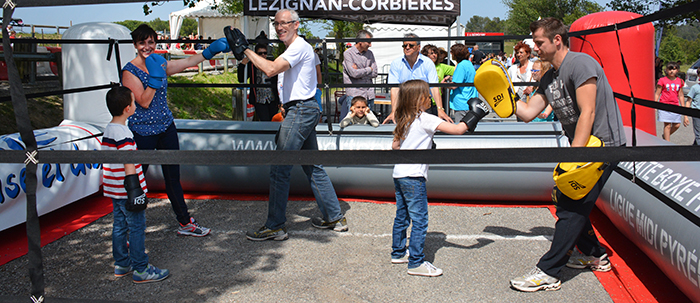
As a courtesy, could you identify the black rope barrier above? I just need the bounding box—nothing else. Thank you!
[3,145,700,165]
[0,83,117,103]
[3,6,44,302]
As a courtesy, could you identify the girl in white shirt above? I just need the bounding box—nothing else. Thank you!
[390,79,472,277]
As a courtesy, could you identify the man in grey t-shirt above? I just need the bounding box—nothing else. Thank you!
[509,17,626,293]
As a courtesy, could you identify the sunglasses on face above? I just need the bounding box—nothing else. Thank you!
[669,67,678,70]
[402,43,417,49]
[257,52,267,55]
[531,69,540,72]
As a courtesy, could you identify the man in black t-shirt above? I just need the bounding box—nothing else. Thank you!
[470,44,485,70]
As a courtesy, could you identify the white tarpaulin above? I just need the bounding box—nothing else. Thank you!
[169,0,269,40]
[0,121,103,232]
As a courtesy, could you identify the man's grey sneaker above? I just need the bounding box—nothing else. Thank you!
[407,261,443,277]
[178,217,211,237]
[114,265,132,277]
[391,251,410,264]
[566,250,612,272]
[246,226,289,241]
[510,267,561,292]
[311,216,348,232]
[132,264,169,284]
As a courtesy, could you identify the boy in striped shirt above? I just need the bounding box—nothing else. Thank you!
[102,86,169,283]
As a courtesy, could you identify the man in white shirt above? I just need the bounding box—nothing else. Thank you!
[241,9,348,241]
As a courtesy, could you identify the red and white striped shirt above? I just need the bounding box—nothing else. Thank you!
[101,123,147,199]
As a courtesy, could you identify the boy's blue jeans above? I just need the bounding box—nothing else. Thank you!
[265,99,343,230]
[112,198,148,272]
[391,177,429,268]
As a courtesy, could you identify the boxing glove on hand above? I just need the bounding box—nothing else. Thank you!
[201,37,230,60]
[474,59,518,118]
[145,54,168,90]
[224,26,249,60]
[124,174,148,212]
[460,98,490,133]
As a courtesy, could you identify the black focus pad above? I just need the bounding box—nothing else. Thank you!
[224,26,249,60]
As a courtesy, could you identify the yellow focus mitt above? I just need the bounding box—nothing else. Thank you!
[474,59,519,118]
[552,136,608,200]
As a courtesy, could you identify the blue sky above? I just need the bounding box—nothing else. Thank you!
[15,0,612,36]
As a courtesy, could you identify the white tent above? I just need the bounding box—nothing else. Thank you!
[169,0,269,41]
[365,22,464,74]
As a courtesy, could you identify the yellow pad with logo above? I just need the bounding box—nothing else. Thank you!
[552,136,607,200]
[474,59,518,118]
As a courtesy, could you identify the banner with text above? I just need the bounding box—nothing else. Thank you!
[244,0,459,26]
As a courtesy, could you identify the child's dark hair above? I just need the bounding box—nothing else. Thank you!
[666,61,680,71]
[131,24,157,43]
[106,86,133,117]
[393,80,430,142]
[351,96,367,106]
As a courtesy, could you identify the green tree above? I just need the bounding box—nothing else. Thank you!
[114,20,144,31]
[180,18,199,36]
[502,0,603,35]
[659,34,688,63]
[607,0,700,24]
[485,17,506,33]
[465,16,491,32]
[323,20,364,63]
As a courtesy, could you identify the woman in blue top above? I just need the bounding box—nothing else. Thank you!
[121,24,229,236]
[447,44,479,122]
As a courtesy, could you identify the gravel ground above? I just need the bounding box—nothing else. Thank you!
[0,198,613,303]
[0,113,691,302]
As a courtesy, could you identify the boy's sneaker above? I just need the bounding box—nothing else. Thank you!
[132,264,169,284]
[407,261,443,277]
[311,216,348,232]
[391,251,410,264]
[246,226,288,241]
[114,265,132,277]
[178,217,211,237]
[566,250,612,272]
[510,267,561,292]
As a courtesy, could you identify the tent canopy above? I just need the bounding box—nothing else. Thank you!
[169,0,236,40]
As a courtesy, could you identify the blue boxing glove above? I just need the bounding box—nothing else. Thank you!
[145,53,168,89]
[201,37,231,60]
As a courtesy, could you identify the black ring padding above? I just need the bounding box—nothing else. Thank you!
[0,83,116,103]
[3,145,700,165]
[615,165,700,229]
[176,127,562,137]
[614,92,700,118]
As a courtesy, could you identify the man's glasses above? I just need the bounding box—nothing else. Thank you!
[402,43,417,49]
[669,67,679,70]
[272,20,296,27]
[257,52,267,56]
[531,69,540,72]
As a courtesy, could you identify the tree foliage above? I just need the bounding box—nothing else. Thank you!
[115,18,198,36]
[323,20,364,62]
[465,16,506,33]
[607,0,700,24]
[502,0,604,35]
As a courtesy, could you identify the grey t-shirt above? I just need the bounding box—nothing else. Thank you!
[536,51,626,147]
